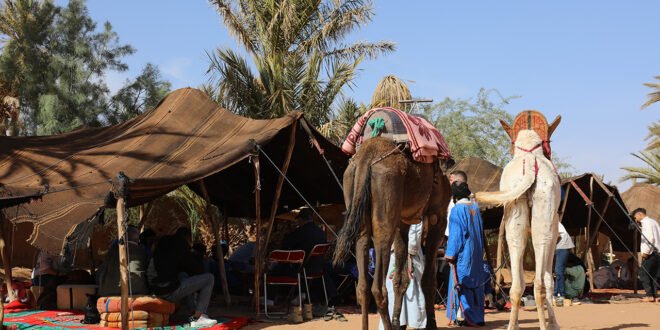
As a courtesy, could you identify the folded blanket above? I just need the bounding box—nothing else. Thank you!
[101,311,169,323]
[342,107,451,163]
[97,296,175,314]
[100,319,169,329]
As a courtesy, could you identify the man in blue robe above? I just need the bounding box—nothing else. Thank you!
[445,181,487,326]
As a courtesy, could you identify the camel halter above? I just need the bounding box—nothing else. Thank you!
[515,143,559,177]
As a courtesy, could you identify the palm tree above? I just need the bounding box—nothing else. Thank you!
[646,121,659,151]
[620,151,660,186]
[206,0,394,127]
[319,98,366,145]
[642,76,660,109]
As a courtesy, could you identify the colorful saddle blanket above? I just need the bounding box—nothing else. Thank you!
[341,107,452,163]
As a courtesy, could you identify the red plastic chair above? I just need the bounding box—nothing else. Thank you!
[302,244,331,306]
[264,250,306,318]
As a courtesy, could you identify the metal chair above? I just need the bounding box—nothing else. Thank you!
[302,243,331,306]
[263,249,306,318]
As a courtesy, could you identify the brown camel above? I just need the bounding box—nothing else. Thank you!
[333,137,451,330]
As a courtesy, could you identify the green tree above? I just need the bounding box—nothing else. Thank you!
[104,63,171,125]
[424,89,516,167]
[620,151,660,186]
[36,0,134,134]
[319,98,367,145]
[206,0,394,127]
[0,0,57,134]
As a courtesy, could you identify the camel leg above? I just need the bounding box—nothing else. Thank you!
[391,224,410,329]
[505,199,530,330]
[422,215,444,330]
[531,193,560,330]
[355,232,371,330]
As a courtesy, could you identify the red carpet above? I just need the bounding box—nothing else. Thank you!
[3,310,249,329]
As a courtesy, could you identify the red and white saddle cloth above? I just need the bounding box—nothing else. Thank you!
[341,107,452,163]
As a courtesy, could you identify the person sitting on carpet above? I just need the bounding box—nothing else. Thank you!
[32,247,73,309]
[99,225,149,297]
[152,227,217,328]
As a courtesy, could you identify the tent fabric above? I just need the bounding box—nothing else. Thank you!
[0,88,347,253]
[0,192,43,209]
[621,183,660,221]
[449,157,503,230]
[561,173,637,252]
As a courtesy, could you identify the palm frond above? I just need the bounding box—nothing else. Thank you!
[371,75,412,109]
[325,40,395,61]
[642,76,660,109]
[209,0,258,53]
[620,151,660,185]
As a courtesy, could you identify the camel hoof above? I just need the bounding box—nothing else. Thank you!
[546,322,560,330]
[507,323,520,330]
[392,317,400,328]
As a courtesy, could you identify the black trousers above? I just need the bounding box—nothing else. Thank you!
[640,253,660,297]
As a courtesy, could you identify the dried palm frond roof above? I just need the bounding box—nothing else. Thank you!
[371,75,411,109]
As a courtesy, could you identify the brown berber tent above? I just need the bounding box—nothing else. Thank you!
[0,87,347,254]
[621,183,660,220]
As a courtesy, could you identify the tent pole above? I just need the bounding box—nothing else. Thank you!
[251,154,262,317]
[198,180,231,306]
[582,196,612,261]
[262,123,297,271]
[0,212,15,303]
[113,173,130,330]
[223,205,229,249]
[584,176,595,291]
[559,183,571,223]
[633,233,638,294]
[137,202,153,231]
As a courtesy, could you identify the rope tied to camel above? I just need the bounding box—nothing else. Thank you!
[368,117,386,137]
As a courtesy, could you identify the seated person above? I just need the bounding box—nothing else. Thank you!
[99,226,149,296]
[229,234,256,273]
[281,207,326,273]
[152,227,216,328]
[279,207,338,304]
[139,228,157,261]
[32,248,73,309]
[564,253,587,299]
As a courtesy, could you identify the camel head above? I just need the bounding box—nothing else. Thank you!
[513,129,543,155]
[499,110,561,158]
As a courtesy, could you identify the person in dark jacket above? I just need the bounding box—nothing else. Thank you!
[281,207,327,273]
[152,227,216,328]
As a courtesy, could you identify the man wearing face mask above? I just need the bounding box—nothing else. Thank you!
[445,181,487,327]
[444,171,468,238]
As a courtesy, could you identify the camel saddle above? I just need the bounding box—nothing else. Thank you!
[499,110,561,160]
[342,108,452,163]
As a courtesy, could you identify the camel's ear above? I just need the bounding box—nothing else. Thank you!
[548,115,561,138]
[499,119,513,140]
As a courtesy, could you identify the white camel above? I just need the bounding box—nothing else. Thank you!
[476,129,561,330]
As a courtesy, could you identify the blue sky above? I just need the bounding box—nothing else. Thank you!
[78,1,658,190]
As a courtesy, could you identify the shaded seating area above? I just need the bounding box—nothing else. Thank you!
[0,88,349,328]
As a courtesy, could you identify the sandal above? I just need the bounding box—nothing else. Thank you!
[334,311,348,322]
[323,307,335,321]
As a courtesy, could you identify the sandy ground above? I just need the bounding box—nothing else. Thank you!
[242,301,660,330]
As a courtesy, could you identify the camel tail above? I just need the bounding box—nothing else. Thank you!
[476,166,536,206]
[333,165,372,266]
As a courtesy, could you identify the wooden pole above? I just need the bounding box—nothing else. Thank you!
[198,180,231,306]
[0,212,15,302]
[137,202,153,231]
[114,172,130,330]
[223,205,229,249]
[116,197,129,330]
[633,232,639,294]
[251,154,262,317]
[582,196,611,261]
[262,123,297,269]
[559,184,572,223]
[583,177,596,291]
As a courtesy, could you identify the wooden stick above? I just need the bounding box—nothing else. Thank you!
[262,123,297,270]
[585,176,595,291]
[198,180,231,306]
[252,155,262,317]
[116,196,129,330]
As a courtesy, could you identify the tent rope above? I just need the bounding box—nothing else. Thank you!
[584,198,660,296]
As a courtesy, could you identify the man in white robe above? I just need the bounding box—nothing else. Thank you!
[380,222,426,330]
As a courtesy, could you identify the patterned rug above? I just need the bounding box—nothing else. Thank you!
[3,310,249,329]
